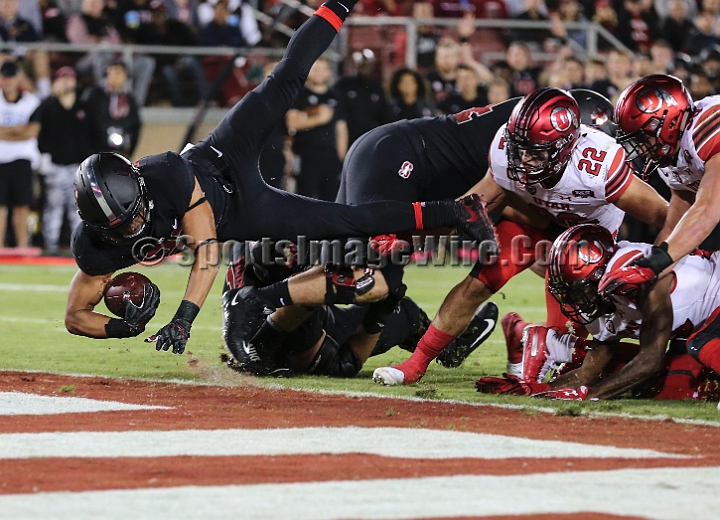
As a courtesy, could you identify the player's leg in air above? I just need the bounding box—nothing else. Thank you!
[184,0,492,244]
[373,220,552,386]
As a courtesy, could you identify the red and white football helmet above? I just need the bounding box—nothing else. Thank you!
[614,74,695,180]
[505,87,581,185]
[547,224,617,324]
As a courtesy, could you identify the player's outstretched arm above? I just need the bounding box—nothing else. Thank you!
[549,342,614,390]
[65,270,116,338]
[613,175,668,230]
[146,180,220,355]
[655,188,694,245]
[664,155,720,260]
[461,170,507,213]
[588,274,674,400]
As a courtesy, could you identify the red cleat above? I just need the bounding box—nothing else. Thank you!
[521,325,553,382]
[501,312,528,366]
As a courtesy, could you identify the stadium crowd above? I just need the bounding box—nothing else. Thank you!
[1,0,719,251]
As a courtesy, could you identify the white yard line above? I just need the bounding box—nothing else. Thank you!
[0,426,684,460]
[0,392,170,416]
[0,467,717,520]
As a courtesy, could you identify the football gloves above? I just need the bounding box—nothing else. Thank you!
[124,282,161,333]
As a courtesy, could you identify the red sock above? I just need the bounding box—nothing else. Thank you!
[395,324,456,383]
[698,339,720,375]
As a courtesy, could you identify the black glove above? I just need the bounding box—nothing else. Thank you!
[145,300,199,355]
[148,319,192,354]
[362,284,407,334]
[124,282,161,332]
[634,243,674,275]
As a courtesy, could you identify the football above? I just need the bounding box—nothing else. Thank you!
[103,272,152,318]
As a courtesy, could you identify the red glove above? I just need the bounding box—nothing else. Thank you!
[598,264,656,299]
[532,385,589,400]
[369,234,409,257]
[476,375,550,396]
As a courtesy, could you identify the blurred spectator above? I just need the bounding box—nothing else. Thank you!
[592,0,619,44]
[82,59,141,157]
[412,2,442,69]
[38,0,69,42]
[558,0,589,49]
[486,77,511,104]
[359,0,404,16]
[386,67,436,121]
[564,55,586,87]
[701,45,720,91]
[685,10,720,55]
[0,0,51,99]
[634,51,655,76]
[668,52,693,82]
[286,57,347,201]
[590,48,633,102]
[36,67,93,254]
[426,37,460,104]
[654,0,697,21]
[457,13,496,84]
[650,39,674,72]
[509,0,552,48]
[0,61,41,249]
[584,57,607,85]
[17,0,42,35]
[199,0,246,46]
[135,1,208,106]
[491,59,514,84]
[427,0,508,18]
[543,68,570,88]
[68,0,156,106]
[258,61,291,190]
[615,0,660,52]
[438,64,488,113]
[197,0,261,45]
[660,0,695,51]
[690,70,715,98]
[506,41,540,96]
[335,49,387,146]
[164,0,200,27]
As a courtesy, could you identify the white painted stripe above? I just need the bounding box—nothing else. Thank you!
[0,283,68,292]
[0,427,683,460]
[0,467,716,520]
[0,392,170,416]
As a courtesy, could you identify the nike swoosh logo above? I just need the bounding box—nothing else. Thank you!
[210,145,223,158]
[465,206,479,223]
[467,319,495,352]
[338,2,349,11]
[531,333,538,356]
[230,291,242,306]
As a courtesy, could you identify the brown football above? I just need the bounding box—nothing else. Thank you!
[103,272,152,318]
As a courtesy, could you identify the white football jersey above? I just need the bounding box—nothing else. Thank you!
[587,242,720,342]
[489,124,630,234]
[0,89,40,166]
[657,95,720,193]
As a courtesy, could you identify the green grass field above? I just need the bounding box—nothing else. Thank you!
[1,261,718,422]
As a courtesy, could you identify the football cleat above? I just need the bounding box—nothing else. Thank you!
[397,306,431,353]
[437,302,498,368]
[372,366,408,386]
[521,325,553,382]
[453,194,498,246]
[501,312,529,366]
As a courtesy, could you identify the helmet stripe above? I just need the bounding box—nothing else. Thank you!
[85,161,118,225]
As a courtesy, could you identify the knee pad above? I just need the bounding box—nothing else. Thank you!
[324,265,375,304]
[306,334,362,378]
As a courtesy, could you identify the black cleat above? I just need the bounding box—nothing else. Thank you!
[454,194,498,246]
[436,302,499,368]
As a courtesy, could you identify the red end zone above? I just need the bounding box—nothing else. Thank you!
[0,371,717,519]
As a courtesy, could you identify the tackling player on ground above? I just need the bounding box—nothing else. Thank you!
[373,87,670,386]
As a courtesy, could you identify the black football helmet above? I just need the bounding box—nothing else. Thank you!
[569,89,615,136]
[74,153,152,245]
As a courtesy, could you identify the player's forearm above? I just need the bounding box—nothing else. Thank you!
[182,243,222,308]
[586,353,663,400]
[65,309,111,339]
[665,200,720,260]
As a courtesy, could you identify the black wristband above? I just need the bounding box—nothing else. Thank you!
[459,36,469,44]
[106,318,141,338]
[637,242,674,275]
[174,300,200,324]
